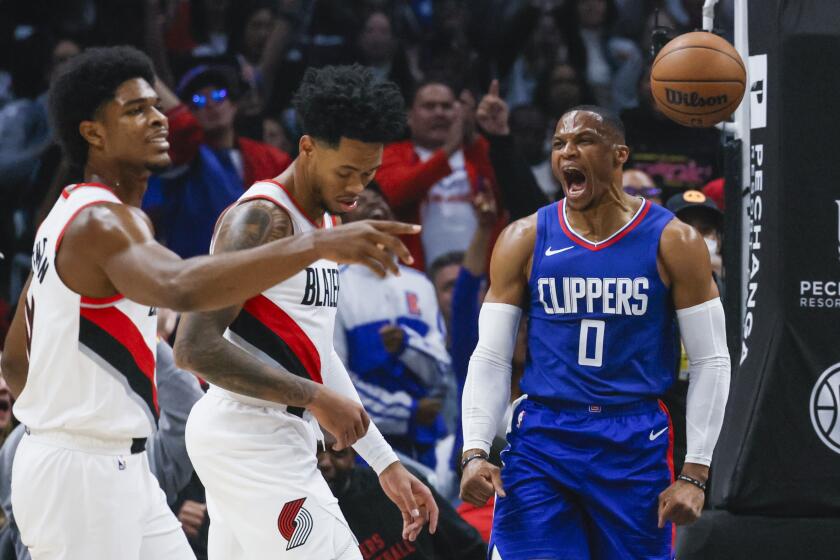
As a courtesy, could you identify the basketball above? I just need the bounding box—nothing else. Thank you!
[650,31,746,127]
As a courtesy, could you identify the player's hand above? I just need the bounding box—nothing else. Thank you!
[379,461,439,542]
[307,385,370,450]
[658,480,705,527]
[460,453,505,506]
[177,500,207,540]
[415,397,442,426]
[476,80,510,136]
[379,324,406,355]
[312,220,420,277]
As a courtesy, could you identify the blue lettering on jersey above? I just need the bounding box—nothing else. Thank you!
[524,199,678,405]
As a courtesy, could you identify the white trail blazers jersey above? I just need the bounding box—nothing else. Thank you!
[14,183,158,440]
[214,180,339,410]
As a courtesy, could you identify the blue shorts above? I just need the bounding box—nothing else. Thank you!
[489,398,675,560]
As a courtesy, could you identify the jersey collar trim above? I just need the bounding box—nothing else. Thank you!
[558,198,650,252]
[263,179,330,229]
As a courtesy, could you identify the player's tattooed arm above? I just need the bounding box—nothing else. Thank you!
[174,200,317,406]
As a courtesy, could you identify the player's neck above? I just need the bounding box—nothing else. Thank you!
[84,161,150,207]
[566,188,641,242]
[277,160,326,226]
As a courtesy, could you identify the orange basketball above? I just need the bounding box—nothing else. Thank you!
[650,32,746,127]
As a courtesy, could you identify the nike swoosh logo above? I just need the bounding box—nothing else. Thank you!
[649,427,668,441]
[545,246,574,256]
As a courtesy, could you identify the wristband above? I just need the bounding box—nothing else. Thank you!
[677,474,707,492]
[461,452,488,471]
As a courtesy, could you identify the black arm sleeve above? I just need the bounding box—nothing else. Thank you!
[486,133,550,220]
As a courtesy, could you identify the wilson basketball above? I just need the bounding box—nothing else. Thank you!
[650,32,746,127]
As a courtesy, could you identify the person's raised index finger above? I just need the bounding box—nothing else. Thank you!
[366,220,422,235]
[489,79,500,97]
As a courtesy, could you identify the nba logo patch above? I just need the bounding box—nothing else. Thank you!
[516,409,526,428]
[589,405,602,413]
[405,292,421,316]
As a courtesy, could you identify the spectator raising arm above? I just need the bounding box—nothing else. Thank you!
[476,80,549,220]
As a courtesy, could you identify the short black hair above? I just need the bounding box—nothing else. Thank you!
[292,64,406,147]
[563,104,625,142]
[427,251,464,283]
[408,77,457,107]
[49,45,155,166]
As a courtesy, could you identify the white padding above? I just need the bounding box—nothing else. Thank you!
[462,303,522,454]
[677,298,731,467]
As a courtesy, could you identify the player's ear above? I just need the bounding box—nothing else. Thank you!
[614,143,630,166]
[299,135,315,158]
[79,120,105,151]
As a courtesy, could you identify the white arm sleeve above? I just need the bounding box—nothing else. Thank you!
[678,297,731,467]
[462,302,522,454]
[323,350,399,475]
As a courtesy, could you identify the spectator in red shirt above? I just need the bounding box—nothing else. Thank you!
[143,65,291,257]
[376,81,502,270]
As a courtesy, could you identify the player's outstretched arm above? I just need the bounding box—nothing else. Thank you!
[0,274,33,398]
[59,202,419,312]
[174,201,371,447]
[460,215,535,507]
[657,219,731,527]
[322,350,439,541]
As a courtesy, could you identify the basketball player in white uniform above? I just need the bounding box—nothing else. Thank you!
[1,49,420,560]
[175,66,439,559]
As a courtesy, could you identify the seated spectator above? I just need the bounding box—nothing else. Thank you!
[563,0,643,111]
[0,339,205,560]
[622,168,662,205]
[622,64,722,197]
[354,10,417,101]
[376,80,503,269]
[475,84,550,217]
[317,430,486,560]
[143,65,292,258]
[666,189,724,279]
[335,185,453,470]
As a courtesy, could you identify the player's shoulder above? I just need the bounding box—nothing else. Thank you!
[496,212,538,251]
[660,217,704,250]
[659,217,709,270]
[69,202,151,241]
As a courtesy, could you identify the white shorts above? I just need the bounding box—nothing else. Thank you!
[11,430,194,560]
[186,390,362,560]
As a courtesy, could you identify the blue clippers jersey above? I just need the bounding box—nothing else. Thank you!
[523,199,677,404]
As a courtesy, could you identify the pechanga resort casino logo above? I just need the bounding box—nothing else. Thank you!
[664,88,728,108]
[810,362,840,455]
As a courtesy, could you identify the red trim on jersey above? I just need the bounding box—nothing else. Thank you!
[61,182,115,199]
[81,294,125,305]
[658,399,676,552]
[263,180,327,229]
[55,201,115,255]
[558,199,650,251]
[242,294,322,384]
[80,305,158,412]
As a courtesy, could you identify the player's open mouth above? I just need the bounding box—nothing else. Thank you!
[337,198,359,212]
[563,167,588,198]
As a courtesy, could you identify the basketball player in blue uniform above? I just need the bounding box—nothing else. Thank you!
[459,106,731,559]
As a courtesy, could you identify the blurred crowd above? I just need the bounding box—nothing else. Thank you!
[0,0,734,557]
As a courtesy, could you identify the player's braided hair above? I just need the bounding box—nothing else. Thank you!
[49,45,156,166]
[292,64,406,147]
